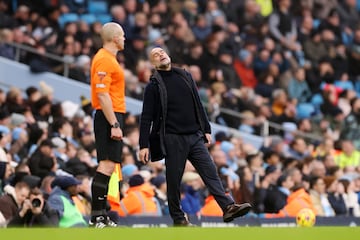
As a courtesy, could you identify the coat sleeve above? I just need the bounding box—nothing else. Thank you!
[47,195,64,218]
[7,211,28,227]
[139,83,157,149]
[35,203,60,227]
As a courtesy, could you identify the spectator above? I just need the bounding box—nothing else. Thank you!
[151,174,169,216]
[180,171,203,216]
[69,54,91,83]
[335,139,360,170]
[309,176,335,216]
[32,96,52,122]
[317,9,343,44]
[265,184,317,218]
[234,166,255,207]
[8,187,59,227]
[27,139,57,180]
[325,176,347,216]
[340,98,360,149]
[338,177,360,216]
[47,175,87,227]
[336,0,359,31]
[73,175,92,219]
[309,160,327,178]
[116,174,161,217]
[233,49,258,88]
[268,0,299,51]
[191,14,212,41]
[348,28,360,78]
[254,165,282,213]
[0,160,13,193]
[0,181,30,227]
[285,137,311,161]
[287,67,312,106]
[0,28,15,59]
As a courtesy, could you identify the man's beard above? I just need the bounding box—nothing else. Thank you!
[157,62,170,70]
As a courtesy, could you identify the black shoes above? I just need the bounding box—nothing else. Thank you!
[223,203,252,223]
[173,219,196,227]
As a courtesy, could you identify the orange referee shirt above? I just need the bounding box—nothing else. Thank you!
[91,48,126,113]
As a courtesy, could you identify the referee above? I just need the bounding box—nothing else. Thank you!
[89,22,126,228]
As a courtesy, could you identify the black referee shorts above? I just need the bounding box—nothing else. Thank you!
[93,110,124,163]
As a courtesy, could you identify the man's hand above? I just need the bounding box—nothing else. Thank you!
[205,133,212,145]
[19,199,32,218]
[139,148,149,164]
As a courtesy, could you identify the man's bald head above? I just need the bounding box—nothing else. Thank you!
[101,22,124,43]
[149,47,171,70]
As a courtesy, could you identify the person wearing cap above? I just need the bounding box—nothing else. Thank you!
[139,47,252,226]
[47,176,87,227]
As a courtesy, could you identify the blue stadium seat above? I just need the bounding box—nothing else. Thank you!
[80,13,97,24]
[88,0,108,14]
[96,14,112,24]
[58,13,79,28]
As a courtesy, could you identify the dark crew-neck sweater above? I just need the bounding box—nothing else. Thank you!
[158,69,200,134]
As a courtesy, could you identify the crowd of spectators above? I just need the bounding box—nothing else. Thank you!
[0,0,360,227]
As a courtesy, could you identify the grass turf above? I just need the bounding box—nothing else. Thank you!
[2,227,360,240]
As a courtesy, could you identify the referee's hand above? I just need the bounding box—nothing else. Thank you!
[139,148,149,164]
[111,127,123,141]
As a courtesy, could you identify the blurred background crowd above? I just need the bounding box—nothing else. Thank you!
[1,0,360,227]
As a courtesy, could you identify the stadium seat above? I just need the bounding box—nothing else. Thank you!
[96,14,112,24]
[80,13,97,24]
[58,13,79,28]
[88,0,108,14]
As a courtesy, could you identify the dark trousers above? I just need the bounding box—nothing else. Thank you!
[164,131,234,222]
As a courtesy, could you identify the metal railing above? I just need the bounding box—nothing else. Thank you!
[6,41,73,78]
[206,105,323,142]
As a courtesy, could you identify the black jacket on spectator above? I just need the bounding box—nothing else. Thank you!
[254,184,288,213]
[27,146,55,180]
[327,193,347,215]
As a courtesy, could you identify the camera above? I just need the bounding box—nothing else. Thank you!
[31,198,41,208]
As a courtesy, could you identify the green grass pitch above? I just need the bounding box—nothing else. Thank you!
[2,227,360,240]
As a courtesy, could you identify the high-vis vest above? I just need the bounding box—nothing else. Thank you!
[335,151,360,169]
[200,195,223,217]
[108,163,122,212]
[117,184,161,216]
[59,196,87,228]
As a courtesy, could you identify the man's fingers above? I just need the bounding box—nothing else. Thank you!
[140,152,149,164]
